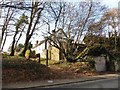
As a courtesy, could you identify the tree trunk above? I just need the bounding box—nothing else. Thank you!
[21,10,43,56]
[63,52,77,63]
[10,32,18,56]
[15,26,25,50]
[21,36,30,56]
[1,32,7,51]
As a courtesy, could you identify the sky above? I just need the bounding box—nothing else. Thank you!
[101,0,119,8]
[1,0,120,52]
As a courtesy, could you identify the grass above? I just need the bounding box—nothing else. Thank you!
[4,55,119,83]
[2,56,74,83]
[41,59,65,65]
[2,56,52,71]
[2,56,53,83]
[2,55,96,71]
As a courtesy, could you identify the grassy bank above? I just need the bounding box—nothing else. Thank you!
[2,56,104,84]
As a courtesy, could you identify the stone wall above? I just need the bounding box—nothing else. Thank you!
[94,56,106,72]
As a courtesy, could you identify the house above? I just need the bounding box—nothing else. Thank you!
[31,41,63,60]
[31,29,66,60]
[32,29,86,61]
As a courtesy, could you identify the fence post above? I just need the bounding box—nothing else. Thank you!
[46,49,48,66]
[36,53,40,64]
[45,39,48,66]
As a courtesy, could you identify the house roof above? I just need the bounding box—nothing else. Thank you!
[32,28,68,49]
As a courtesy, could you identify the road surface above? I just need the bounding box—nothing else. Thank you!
[3,77,119,90]
[44,77,119,88]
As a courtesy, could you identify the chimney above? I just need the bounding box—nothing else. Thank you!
[52,29,55,34]
[36,40,38,45]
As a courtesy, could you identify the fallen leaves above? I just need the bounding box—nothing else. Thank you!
[2,58,98,84]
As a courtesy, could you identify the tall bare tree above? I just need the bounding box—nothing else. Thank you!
[1,2,15,51]
[21,1,45,56]
[99,8,118,52]
[10,14,28,56]
[41,1,107,62]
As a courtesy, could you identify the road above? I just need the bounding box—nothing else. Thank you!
[44,77,119,88]
[2,77,119,90]
[0,52,2,90]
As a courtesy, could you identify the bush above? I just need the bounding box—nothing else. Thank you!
[2,52,9,58]
[118,61,120,72]
[85,56,95,69]
[30,50,37,58]
[87,44,107,57]
[25,50,37,59]
[25,50,30,59]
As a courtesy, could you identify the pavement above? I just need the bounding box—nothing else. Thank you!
[2,73,119,89]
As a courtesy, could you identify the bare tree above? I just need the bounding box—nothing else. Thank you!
[41,1,107,62]
[10,14,28,56]
[1,1,43,11]
[103,8,118,52]
[1,0,45,56]
[21,1,45,56]
[1,2,15,50]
